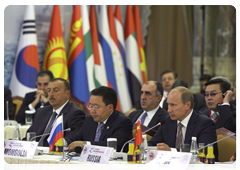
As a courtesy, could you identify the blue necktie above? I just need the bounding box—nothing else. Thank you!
[140,112,148,125]
[38,111,57,146]
[94,122,104,142]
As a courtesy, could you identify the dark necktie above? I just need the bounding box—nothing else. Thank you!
[175,122,183,149]
[38,111,57,146]
[140,112,148,125]
[94,122,104,142]
[211,112,219,122]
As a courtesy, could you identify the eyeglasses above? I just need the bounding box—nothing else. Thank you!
[87,105,104,110]
[204,92,222,97]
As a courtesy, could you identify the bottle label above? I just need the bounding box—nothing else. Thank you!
[127,155,136,163]
[206,158,215,164]
[135,154,142,163]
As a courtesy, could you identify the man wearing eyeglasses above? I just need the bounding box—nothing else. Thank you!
[16,70,54,124]
[200,76,236,132]
[65,86,132,152]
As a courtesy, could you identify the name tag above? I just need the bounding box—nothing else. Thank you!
[4,140,38,159]
[146,151,192,164]
[79,145,113,164]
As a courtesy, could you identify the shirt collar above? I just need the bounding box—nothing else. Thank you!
[177,109,193,127]
[53,100,69,116]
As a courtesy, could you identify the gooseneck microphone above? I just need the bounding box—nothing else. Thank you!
[120,121,166,152]
[30,127,75,141]
[197,133,236,151]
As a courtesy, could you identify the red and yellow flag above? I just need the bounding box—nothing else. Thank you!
[133,5,147,84]
[43,5,68,81]
[134,120,143,151]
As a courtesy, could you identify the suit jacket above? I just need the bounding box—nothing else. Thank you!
[128,107,169,132]
[25,101,85,146]
[65,110,133,152]
[163,93,207,112]
[16,91,50,124]
[148,110,218,161]
[200,104,236,133]
[4,87,14,120]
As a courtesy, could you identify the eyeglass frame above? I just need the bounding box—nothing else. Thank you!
[87,105,106,110]
[204,92,223,97]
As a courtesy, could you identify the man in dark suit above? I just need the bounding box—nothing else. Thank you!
[129,81,168,132]
[148,86,218,161]
[25,78,85,147]
[66,86,132,152]
[16,70,54,124]
[200,77,236,132]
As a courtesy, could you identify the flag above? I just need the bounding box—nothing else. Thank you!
[9,5,39,98]
[47,115,63,151]
[124,5,142,107]
[114,5,130,91]
[81,5,95,99]
[98,5,121,111]
[133,5,148,84]
[108,5,132,113]
[134,120,143,151]
[68,5,89,106]
[43,5,68,81]
[89,5,108,89]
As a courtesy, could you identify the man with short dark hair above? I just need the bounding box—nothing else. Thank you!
[159,69,177,108]
[148,86,218,161]
[129,81,168,132]
[66,86,132,152]
[16,70,54,124]
[200,76,236,132]
[25,78,85,146]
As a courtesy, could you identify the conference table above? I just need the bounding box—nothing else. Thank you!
[4,155,236,170]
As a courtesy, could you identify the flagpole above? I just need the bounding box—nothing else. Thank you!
[62,113,65,160]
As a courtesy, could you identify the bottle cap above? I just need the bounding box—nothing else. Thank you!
[191,136,197,141]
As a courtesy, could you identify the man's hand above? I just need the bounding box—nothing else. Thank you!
[68,141,84,151]
[156,143,171,151]
[223,90,233,104]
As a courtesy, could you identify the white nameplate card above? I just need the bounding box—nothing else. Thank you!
[4,140,38,159]
[79,144,113,164]
[146,150,192,164]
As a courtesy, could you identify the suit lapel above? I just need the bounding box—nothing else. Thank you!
[148,108,161,127]
[133,110,143,123]
[168,119,178,147]
[184,111,197,143]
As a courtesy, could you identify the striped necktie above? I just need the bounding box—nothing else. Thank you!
[175,122,183,149]
[94,122,104,142]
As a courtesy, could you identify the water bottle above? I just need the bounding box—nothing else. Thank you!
[140,135,148,161]
[13,125,21,140]
[190,136,198,162]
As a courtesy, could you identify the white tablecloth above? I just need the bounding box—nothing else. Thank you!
[4,155,235,170]
[4,125,30,140]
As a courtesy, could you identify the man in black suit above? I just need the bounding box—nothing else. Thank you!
[148,86,218,161]
[25,78,85,146]
[16,70,54,124]
[200,77,236,132]
[128,81,168,132]
[4,87,14,120]
[66,86,132,152]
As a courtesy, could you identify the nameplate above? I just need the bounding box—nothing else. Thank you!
[4,140,38,159]
[146,151,192,164]
[79,144,113,164]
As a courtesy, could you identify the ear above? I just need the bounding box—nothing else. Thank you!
[108,104,114,111]
[185,101,191,110]
[157,95,162,103]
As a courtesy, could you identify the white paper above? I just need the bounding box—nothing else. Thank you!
[4,140,38,159]
[79,144,113,164]
[146,150,192,164]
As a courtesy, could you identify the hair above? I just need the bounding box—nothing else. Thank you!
[171,86,194,109]
[172,79,188,89]
[144,81,163,96]
[49,78,71,91]
[160,69,178,80]
[91,86,117,110]
[205,76,231,93]
[37,70,54,80]
[199,74,213,81]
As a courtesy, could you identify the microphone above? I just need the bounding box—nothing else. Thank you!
[197,133,236,151]
[30,127,75,141]
[120,121,166,152]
